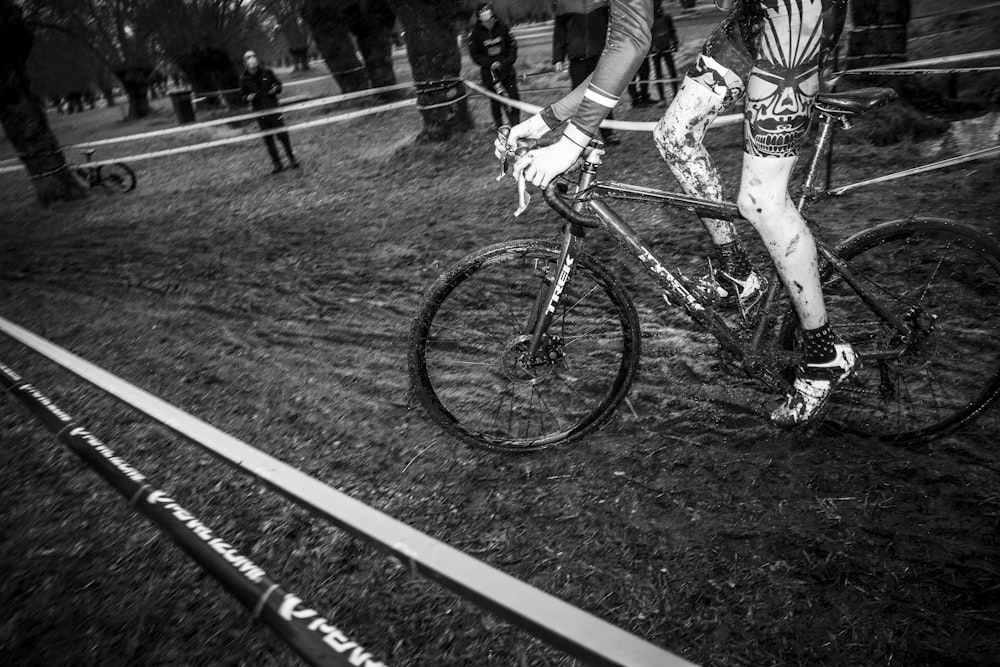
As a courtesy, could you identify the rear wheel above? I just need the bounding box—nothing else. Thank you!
[409,239,641,452]
[98,162,136,193]
[785,218,1000,442]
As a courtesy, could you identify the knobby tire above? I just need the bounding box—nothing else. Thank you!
[409,239,641,452]
[98,163,137,193]
[785,217,1000,442]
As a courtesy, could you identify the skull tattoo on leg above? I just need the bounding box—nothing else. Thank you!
[744,0,828,158]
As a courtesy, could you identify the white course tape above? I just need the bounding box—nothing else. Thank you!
[463,79,743,132]
[828,144,1000,195]
[847,49,1000,70]
[0,314,697,667]
[1,81,414,166]
[189,74,334,99]
[0,98,415,174]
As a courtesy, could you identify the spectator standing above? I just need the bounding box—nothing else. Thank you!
[629,0,680,107]
[468,3,521,130]
[239,50,299,174]
[552,0,620,145]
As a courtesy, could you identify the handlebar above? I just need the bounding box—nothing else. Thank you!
[543,182,599,228]
[495,126,598,226]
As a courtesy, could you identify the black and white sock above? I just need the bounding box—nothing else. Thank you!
[802,323,837,365]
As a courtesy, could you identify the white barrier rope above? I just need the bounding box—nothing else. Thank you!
[2,78,734,177]
[0,98,415,174]
[2,65,993,183]
[827,144,1000,195]
[838,48,1000,76]
[8,82,414,161]
[181,74,335,99]
[464,79,744,132]
[0,315,697,667]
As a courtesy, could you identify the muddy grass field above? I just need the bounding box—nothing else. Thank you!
[2,70,1000,666]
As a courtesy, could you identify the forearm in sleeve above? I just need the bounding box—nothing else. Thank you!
[542,0,652,143]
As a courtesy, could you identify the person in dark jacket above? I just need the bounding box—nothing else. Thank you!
[468,3,521,129]
[239,50,298,174]
[552,0,619,145]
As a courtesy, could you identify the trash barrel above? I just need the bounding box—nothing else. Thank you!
[168,89,196,124]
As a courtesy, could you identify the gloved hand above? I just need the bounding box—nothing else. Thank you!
[493,113,549,160]
[514,135,584,189]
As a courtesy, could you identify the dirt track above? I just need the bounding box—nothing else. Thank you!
[2,96,1000,664]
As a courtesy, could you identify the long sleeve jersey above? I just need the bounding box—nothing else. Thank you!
[541,0,653,144]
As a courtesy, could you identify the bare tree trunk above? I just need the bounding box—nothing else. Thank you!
[289,46,311,71]
[351,0,398,94]
[301,0,370,93]
[276,13,311,71]
[386,0,472,141]
[1,0,87,205]
[115,64,154,120]
[175,47,242,108]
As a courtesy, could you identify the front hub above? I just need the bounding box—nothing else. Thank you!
[500,334,562,384]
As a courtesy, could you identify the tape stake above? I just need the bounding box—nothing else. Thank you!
[0,358,388,667]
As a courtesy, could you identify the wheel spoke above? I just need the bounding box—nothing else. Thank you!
[816,221,1000,441]
[410,241,640,451]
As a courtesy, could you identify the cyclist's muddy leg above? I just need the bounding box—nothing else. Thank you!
[737,0,828,331]
[738,154,826,330]
[653,56,744,246]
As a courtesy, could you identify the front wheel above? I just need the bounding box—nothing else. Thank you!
[409,239,641,452]
[98,162,136,193]
[787,218,1000,443]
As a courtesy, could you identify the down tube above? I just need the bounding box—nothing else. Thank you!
[587,200,744,352]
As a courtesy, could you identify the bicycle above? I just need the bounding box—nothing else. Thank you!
[408,87,1000,453]
[72,148,137,193]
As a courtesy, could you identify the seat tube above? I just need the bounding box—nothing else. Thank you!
[797,114,836,211]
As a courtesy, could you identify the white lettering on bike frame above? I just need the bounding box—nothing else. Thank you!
[546,256,575,315]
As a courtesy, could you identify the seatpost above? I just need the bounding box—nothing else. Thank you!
[797,114,843,211]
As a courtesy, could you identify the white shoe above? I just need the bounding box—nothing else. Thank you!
[771,344,858,427]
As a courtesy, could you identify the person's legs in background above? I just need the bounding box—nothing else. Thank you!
[484,75,505,128]
[503,73,521,126]
[663,51,680,96]
[276,128,299,168]
[258,116,283,173]
[629,55,654,107]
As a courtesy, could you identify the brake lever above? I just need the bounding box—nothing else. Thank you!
[494,126,532,217]
[513,170,531,217]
